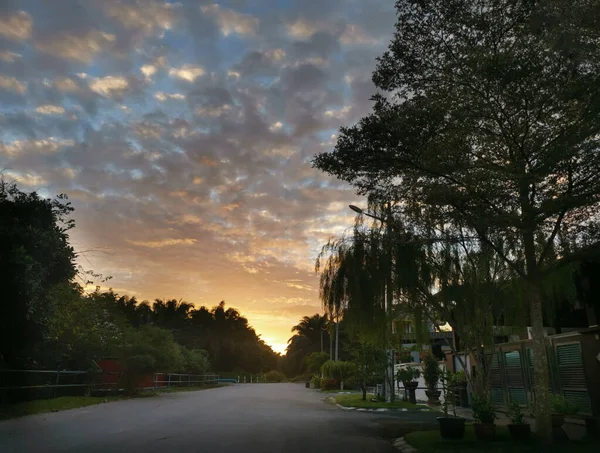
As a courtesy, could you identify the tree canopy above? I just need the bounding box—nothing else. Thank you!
[313,0,600,440]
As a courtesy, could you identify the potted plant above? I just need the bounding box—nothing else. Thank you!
[472,396,497,440]
[450,370,469,407]
[422,353,441,405]
[551,394,580,428]
[397,366,420,404]
[507,402,531,441]
[437,370,466,439]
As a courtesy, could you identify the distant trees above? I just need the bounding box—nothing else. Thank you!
[0,181,280,379]
[283,314,331,377]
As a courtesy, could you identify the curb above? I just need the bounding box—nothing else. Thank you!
[392,437,417,453]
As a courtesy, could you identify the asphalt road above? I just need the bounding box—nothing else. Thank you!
[0,384,437,453]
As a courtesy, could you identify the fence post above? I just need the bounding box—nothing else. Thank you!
[54,370,61,398]
[168,373,171,388]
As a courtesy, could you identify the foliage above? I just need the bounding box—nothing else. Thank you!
[397,367,420,384]
[320,378,340,391]
[313,0,600,440]
[508,403,527,425]
[180,348,210,374]
[397,348,413,364]
[550,395,580,415]
[305,351,330,374]
[321,360,355,382]
[0,180,76,368]
[283,314,331,377]
[421,354,440,390]
[310,374,321,388]
[263,370,285,383]
[349,341,387,399]
[451,371,467,386]
[440,370,457,417]
[472,397,497,424]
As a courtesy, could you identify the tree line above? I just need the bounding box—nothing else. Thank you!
[0,180,279,380]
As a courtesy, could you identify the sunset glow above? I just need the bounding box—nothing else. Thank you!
[0,1,397,351]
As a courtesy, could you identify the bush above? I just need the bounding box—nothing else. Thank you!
[180,347,210,374]
[321,360,355,380]
[263,370,285,383]
[321,378,340,390]
[421,353,440,390]
[550,394,580,415]
[397,366,421,384]
[310,375,321,388]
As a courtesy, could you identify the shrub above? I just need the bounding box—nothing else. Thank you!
[472,396,497,424]
[550,394,580,415]
[321,378,340,390]
[421,353,440,390]
[263,370,285,383]
[310,375,321,388]
[397,366,420,384]
[321,360,355,380]
[508,402,526,424]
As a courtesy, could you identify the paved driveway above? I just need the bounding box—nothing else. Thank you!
[0,384,431,453]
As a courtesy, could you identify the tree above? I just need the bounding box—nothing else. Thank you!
[284,314,331,376]
[349,341,386,400]
[0,180,76,368]
[321,360,355,390]
[313,0,600,440]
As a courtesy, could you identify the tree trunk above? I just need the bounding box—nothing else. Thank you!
[523,227,551,442]
[335,319,339,361]
[529,275,552,442]
[329,323,333,360]
[362,384,367,401]
[321,329,323,353]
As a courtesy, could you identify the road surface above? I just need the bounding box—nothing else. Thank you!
[0,384,435,453]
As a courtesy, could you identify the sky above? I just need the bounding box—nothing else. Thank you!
[0,0,397,354]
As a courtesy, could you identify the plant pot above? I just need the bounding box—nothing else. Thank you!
[437,417,466,439]
[551,413,565,427]
[508,423,531,441]
[404,381,418,405]
[425,389,442,405]
[473,423,496,440]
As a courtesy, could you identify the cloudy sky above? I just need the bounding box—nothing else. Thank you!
[0,0,396,353]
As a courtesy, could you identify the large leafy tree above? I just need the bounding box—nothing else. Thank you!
[284,314,331,376]
[314,0,600,439]
[0,180,77,368]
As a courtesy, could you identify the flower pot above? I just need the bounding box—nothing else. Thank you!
[473,423,496,440]
[437,417,466,439]
[508,423,531,441]
[425,389,442,405]
[551,413,565,427]
[404,381,418,405]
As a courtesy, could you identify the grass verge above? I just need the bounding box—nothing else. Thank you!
[333,393,428,409]
[404,425,594,453]
[0,396,124,420]
[0,384,226,420]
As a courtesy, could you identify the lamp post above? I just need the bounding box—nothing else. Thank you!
[349,204,396,403]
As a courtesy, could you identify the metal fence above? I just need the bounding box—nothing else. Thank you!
[486,331,595,416]
[0,370,221,404]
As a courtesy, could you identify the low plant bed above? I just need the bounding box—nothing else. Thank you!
[404,425,594,453]
[157,383,227,393]
[333,393,429,410]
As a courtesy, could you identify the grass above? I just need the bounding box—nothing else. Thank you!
[0,396,124,420]
[333,393,428,410]
[404,425,595,453]
[0,383,227,420]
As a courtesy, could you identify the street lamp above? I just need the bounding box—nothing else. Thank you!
[349,204,396,402]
